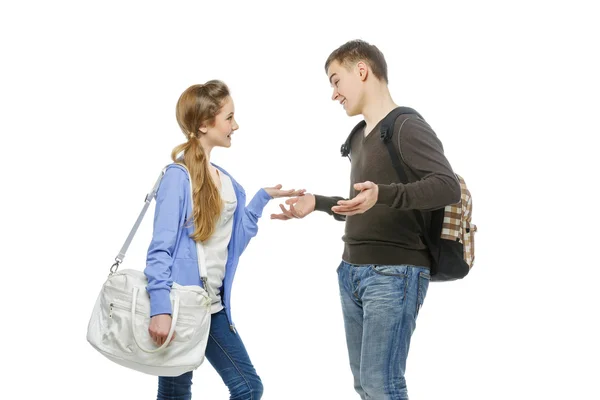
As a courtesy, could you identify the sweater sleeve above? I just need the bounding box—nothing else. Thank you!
[376,117,461,210]
[314,194,347,221]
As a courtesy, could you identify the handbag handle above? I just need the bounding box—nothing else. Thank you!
[130,287,180,354]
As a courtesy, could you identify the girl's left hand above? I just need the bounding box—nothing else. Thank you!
[264,184,306,199]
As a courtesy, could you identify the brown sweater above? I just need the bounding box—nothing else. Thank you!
[314,113,461,267]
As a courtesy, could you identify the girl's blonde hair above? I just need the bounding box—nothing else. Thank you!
[172,80,230,242]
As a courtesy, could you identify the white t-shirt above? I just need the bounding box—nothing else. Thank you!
[203,173,237,314]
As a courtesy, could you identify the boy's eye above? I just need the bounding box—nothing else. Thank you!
[335,80,340,87]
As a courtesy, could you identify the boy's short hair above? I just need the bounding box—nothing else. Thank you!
[325,40,388,83]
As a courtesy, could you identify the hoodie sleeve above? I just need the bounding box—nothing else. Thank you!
[144,167,187,317]
[236,188,272,252]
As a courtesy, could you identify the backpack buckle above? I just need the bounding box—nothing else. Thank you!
[380,127,392,143]
[340,143,349,157]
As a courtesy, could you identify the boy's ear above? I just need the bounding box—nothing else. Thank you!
[357,61,369,82]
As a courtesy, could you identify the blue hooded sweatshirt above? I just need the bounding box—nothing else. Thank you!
[144,163,271,331]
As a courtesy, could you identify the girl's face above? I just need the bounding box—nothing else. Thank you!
[200,96,239,149]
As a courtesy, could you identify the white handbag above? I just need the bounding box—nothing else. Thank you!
[87,165,212,377]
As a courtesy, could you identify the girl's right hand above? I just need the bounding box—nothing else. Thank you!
[263,184,306,199]
[149,314,175,346]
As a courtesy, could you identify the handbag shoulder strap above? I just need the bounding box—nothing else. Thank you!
[110,167,167,274]
[109,165,209,290]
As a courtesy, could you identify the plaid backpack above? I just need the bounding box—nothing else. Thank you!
[340,107,477,281]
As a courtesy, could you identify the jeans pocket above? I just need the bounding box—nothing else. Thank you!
[336,261,344,274]
[416,271,431,317]
[370,265,409,277]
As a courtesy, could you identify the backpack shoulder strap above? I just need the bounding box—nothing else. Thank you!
[340,106,423,162]
[379,107,438,255]
[380,107,423,184]
[380,106,423,143]
[340,120,366,160]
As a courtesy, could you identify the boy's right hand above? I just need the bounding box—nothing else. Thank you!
[271,194,315,220]
[149,314,175,346]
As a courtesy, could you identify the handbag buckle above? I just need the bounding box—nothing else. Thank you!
[109,258,122,276]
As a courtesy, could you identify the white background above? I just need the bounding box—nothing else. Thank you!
[1,0,598,399]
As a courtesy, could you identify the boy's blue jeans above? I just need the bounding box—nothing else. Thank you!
[337,261,430,400]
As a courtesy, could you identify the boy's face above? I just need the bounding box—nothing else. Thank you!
[327,60,364,117]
